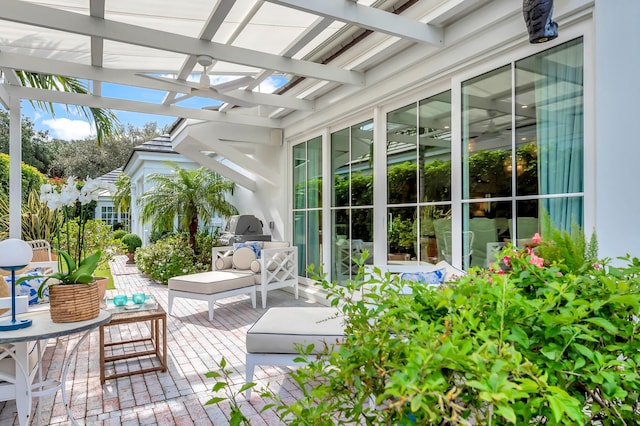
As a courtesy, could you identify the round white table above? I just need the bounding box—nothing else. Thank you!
[0,309,112,425]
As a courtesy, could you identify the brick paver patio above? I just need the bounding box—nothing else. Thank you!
[0,255,320,425]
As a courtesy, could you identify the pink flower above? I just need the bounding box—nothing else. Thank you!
[529,253,544,268]
[532,233,542,245]
[593,262,602,270]
[502,256,511,267]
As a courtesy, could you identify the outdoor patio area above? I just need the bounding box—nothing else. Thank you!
[0,255,318,425]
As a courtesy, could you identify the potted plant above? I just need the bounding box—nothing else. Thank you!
[33,177,114,322]
[388,216,415,260]
[121,233,142,264]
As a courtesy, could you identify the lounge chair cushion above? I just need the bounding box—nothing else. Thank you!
[168,270,255,294]
[246,307,345,354]
[232,247,257,270]
[214,256,233,270]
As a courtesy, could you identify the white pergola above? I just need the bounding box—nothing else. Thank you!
[0,0,497,238]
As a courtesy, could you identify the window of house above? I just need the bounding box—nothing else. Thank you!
[386,91,453,264]
[292,136,323,278]
[461,37,584,268]
[331,119,374,283]
[101,206,115,226]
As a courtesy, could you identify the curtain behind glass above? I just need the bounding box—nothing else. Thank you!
[527,38,584,230]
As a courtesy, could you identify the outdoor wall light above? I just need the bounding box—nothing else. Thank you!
[523,0,558,44]
[0,238,34,330]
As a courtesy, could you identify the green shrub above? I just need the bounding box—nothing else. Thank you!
[54,218,122,269]
[112,229,127,241]
[135,234,204,284]
[213,241,640,425]
[121,233,142,253]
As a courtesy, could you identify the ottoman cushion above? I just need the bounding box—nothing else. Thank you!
[246,307,345,354]
[168,270,255,294]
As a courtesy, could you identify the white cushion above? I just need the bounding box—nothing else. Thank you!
[263,241,290,249]
[232,247,257,270]
[215,256,233,270]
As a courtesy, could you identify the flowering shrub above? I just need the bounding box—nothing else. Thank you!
[134,234,205,284]
[218,238,640,425]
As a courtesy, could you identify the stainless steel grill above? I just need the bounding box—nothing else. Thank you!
[218,215,272,245]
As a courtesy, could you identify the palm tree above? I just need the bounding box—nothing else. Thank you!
[113,173,131,220]
[138,162,238,250]
[13,70,121,144]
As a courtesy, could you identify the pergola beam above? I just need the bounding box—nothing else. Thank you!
[163,0,237,104]
[89,0,105,96]
[0,0,365,87]
[264,0,444,46]
[5,85,281,128]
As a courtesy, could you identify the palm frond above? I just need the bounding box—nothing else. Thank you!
[14,70,121,145]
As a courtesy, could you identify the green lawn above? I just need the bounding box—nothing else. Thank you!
[94,265,115,290]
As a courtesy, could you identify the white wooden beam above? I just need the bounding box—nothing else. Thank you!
[173,134,258,191]
[9,97,21,238]
[186,123,280,185]
[0,0,365,86]
[264,0,443,46]
[0,83,10,109]
[5,85,281,128]
[0,51,189,94]
[163,0,237,104]
[90,0,105,96]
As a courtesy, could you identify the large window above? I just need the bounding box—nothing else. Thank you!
[386,91,452,264]
[331,120,374,282]
[290,38,584,277]
[461,38,584,267]
[292,137,322,278]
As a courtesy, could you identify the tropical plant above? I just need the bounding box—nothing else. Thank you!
[13,70,121,145]
[138,162,238,251]
[134,234,204,284]
[210,234,640,425]
[0,190,58,241]
[113,173,131,217]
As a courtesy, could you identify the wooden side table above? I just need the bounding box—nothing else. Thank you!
[99,304,167,383]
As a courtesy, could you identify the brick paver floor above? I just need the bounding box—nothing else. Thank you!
[0,255,321,425]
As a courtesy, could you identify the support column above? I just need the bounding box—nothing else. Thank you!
[9,97,22,239]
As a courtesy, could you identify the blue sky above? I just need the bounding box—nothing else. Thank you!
[20,75,288,140]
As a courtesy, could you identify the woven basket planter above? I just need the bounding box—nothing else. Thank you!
[49,281,100,323]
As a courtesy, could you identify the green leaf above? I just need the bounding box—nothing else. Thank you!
[211,382,227,392]
[58,250,76,273]
[239,382,256,393]
[547,395,564,423]
[496,404,516,423]
[205,397,226,405]
[584,317,618,334]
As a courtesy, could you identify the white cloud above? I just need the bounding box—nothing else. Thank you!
[41,118,95,140]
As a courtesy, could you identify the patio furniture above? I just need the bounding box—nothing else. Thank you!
[245,306,345,398]
[469,218,498,268]
[168,270,257,321]
[168,241,298,320]
[0,309,112,426]
[100,302,167,383]
[213,242,298,309]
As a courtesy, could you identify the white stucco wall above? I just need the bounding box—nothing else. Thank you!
[228,142,289,242]
[594,0,640,261]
